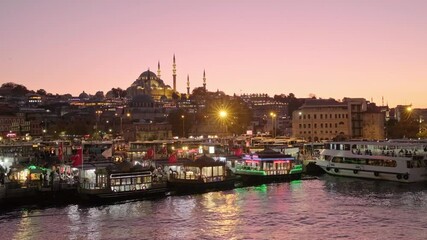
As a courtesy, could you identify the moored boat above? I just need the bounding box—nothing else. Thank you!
[166,155,236,194]
[315,141,427,182]
[235,149,303,184]
[78,160,168,202]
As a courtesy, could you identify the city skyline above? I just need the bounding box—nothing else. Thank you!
[1,0,427,108]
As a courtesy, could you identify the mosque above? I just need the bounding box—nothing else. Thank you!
[126,55,207,101]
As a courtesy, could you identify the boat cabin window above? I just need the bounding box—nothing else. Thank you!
[407,160,425,168]
[331,157,343,163]
[107,173,153,192]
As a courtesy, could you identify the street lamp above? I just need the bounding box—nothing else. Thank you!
[95,110,103,130]
[115,112,131,135]
[181,115,185,138]
[270,112,276,138]
[219,110,228,136]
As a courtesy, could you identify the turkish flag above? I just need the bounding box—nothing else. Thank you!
[234,148,243,157]
[168,152,177,163]
[145,148,154,160]
[58,142,63,161]
[71,147,83,167]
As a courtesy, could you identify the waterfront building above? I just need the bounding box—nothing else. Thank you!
[292,98,385,141]
[240,93,288,135]
[124,122,172,142]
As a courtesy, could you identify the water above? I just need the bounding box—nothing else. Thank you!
[1,175,427,240]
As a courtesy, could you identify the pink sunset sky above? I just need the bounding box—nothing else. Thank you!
[1,0,426,108]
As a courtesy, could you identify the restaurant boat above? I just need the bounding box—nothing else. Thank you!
[315,141,427,182]
[78,160,168,201]
[234,149,303,184]
[167,155,236,194]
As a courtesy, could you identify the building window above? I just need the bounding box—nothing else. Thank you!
[299,124,302,128]
[320,123,323,128]
[314,114,317,119]
[314,123,317,128]
[320,114,323,119]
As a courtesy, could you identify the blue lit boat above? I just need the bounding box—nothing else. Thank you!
[235,149,303,184]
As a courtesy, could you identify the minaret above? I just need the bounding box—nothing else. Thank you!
[172,54,177,91]
[157,61,161,79]
[147,67,151,95]
[203,69,206,91]
[187,74,190,96]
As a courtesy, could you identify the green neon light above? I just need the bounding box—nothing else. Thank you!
[235,168,266,175]
[290,164,303,174]
[27,165,48,171]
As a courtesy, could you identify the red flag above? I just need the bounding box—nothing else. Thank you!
[146,148,154,159]
[72,147,83,167]
[234,147,243,157]
[168,152,177,163]
[58,142,63,161]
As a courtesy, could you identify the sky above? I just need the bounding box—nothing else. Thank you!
[1,0,426,108]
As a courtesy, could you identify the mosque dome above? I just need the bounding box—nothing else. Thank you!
[138,70,158,80]
[78,91,89,99]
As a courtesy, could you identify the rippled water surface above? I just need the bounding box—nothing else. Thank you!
[1,175,427,240]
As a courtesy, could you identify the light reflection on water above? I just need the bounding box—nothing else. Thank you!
[1,176,427,240]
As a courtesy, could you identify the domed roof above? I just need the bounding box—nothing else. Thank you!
[78,91,89,99]
[139,70,158,80]
[132,94,154,104]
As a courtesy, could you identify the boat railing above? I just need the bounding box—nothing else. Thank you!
[265,170,288,175]
[170,171,200,180]
[203,176,224,182]
[350,148,427,158]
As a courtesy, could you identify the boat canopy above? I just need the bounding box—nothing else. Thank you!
[184,155,224,167]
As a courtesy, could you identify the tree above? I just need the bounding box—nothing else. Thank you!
[386,117,419,139]
[94,91,105,99]
[106,88,126,99]
[172,92,180,101]
[36,89,47,95]
[190,87,207,100]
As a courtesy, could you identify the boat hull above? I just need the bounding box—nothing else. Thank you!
[79,183,168,202]
[316,160,427,183]
[236,172,302,185]
[168,178,236,194]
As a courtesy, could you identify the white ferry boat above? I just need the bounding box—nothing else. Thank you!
[315,141,427,183]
